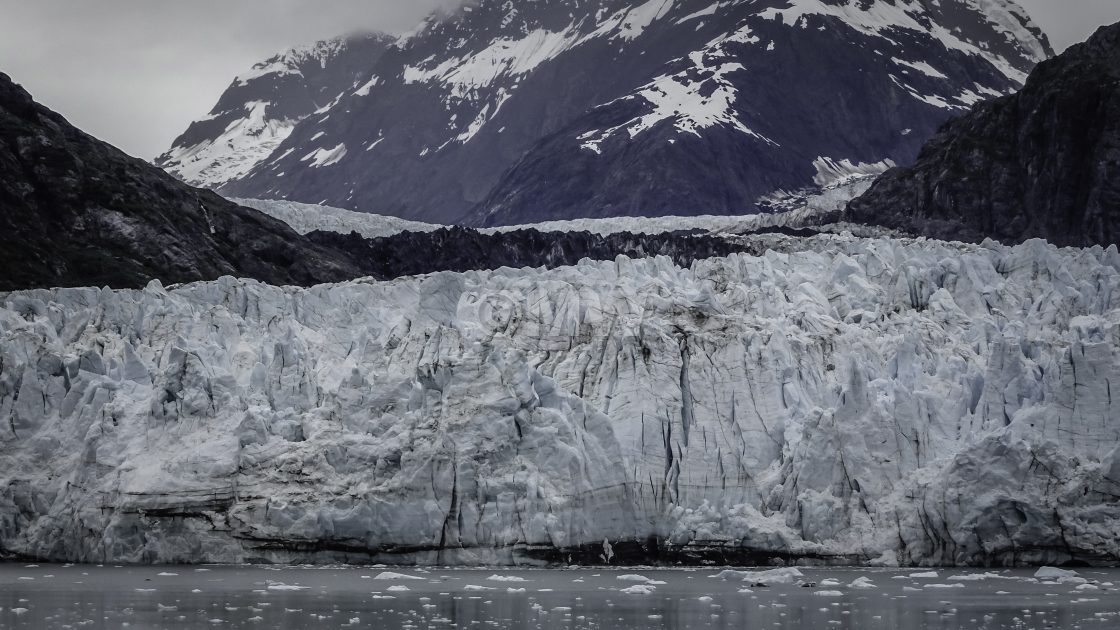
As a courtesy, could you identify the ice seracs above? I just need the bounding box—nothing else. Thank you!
[1,229,1117,565]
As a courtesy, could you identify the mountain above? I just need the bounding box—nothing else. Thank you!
[165,0,1053,225]
[3,234,1118,565]
[847,22,1120,248]
[155,34,395,189]
[0,72,362,291]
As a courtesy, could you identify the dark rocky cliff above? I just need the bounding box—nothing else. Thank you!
[847,23,1120,248]
[0,72,361,291]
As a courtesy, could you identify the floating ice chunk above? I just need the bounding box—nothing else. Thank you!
[924,583,965,589]
[947,573,1008,581]
[486,575,527,582]
[909,571,939,579]
[464,585,494,591]
[848,577,877,589]
[619,584,657,595]
[814,590,844,596]
[267,583,309,591]
[616,574,665,585]
[1034,567,1079,580]
[386,585,410,592]
[711,568,804,586]
[373,571,425,581]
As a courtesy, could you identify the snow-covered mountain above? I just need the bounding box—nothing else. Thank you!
[164,0,1053,225]
[155,34,395,188]
[3,234,1118,565]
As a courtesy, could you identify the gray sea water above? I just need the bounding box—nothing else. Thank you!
[1,564,1118,629]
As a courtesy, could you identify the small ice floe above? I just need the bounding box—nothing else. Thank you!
[157,604,178,611]
[369,595,396,600]
[157,572,179,577]
[1035,567,1078,580]
[849,577,877,589]
[507,587,526,593]
[909,571,939,579]
[267,583,310,591]
[946,572,1005,581]
[11,608,28,616]
[135,588,157,593]
[616,574,666,585]
[619,584,657,595]
[710,568,803,586]
[373,571,425,581]
[486,575,527,582]
[386,585,410,592]
[924,583,965,589]
[463,585,494,591]
[698,596,713,602]
[814,590,844,597]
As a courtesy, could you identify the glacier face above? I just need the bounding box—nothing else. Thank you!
[1,234,1119,566]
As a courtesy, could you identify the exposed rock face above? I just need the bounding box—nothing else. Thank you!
[847,23,1120,248]
[0,73,362,291]
[170,0,1051,224]
[2,235,1118,566]
[305,226,760,279]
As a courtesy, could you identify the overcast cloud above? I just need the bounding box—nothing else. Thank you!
[0,0,1117,160]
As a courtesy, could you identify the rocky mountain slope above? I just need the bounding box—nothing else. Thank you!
[2,234,1118,566]
[847,22,1120,248]
[0,71,818,292]
[166,0,1052,225]
[0,72,362,291]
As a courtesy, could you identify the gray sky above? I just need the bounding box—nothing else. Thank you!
[0,0,1117,160]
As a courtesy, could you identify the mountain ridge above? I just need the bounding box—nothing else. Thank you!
[160,0,1053,225]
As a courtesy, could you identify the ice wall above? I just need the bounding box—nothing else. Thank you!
[1,235,1118,565]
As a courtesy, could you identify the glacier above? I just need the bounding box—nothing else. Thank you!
[1,233,1119,566]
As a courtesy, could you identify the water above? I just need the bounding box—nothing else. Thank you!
[1,564,1118,629]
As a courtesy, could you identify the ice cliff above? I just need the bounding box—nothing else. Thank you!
[1,234,1119,566]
